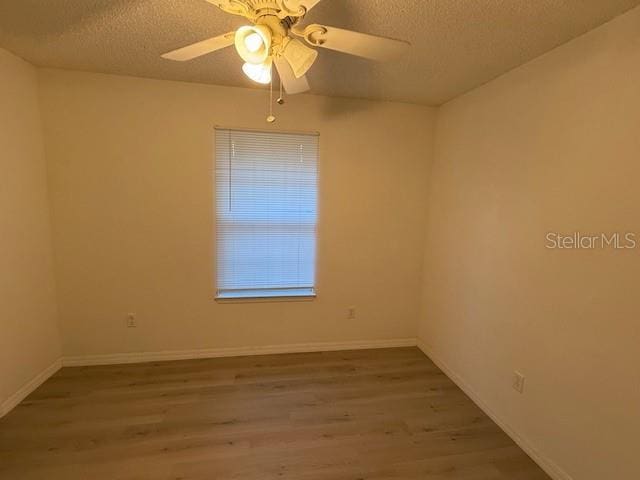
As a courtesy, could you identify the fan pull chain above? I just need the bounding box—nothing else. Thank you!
[277,73,285,105]
[267,72,276,123]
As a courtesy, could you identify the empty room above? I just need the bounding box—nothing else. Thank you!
[1,1,638,479]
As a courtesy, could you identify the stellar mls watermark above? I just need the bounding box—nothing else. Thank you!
[546,232,637,250]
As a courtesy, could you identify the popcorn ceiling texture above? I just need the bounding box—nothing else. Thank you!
[1,0,639,105]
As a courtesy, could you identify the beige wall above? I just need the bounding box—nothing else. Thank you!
[0,49,61,412]
[38,70,435,357]
[420,7,640,480]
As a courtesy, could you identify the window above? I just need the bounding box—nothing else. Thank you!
[215,128,319,299]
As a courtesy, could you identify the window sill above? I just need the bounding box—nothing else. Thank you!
[215,294,316,304]
[215,288,316,304]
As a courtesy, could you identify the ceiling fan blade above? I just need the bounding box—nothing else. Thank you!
[274,57,310,94]
[298,24,410,61]
[161,32,235,61]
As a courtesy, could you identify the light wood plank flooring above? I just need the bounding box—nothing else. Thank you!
[0,348,550,480]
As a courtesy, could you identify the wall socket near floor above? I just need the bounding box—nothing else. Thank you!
[347,306,356,320]
[512,371,525,394]
[126,313,137,328]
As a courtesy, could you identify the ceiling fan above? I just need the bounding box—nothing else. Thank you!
[162,0,411,98]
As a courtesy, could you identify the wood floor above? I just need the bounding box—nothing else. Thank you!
[0,348,550,480]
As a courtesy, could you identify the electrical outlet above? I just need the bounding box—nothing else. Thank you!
[126,313,137,328]
[347,307,356,320]
[512,371,525,394]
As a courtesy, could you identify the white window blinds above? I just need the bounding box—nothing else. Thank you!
[215,128,319,299]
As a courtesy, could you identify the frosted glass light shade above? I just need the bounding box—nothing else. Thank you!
[235,25,272,64]
[242,58,273,84]
[282,38,318,78]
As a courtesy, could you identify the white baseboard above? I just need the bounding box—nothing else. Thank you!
[416,340,572,480]
[62,338,418,367]
[0,358,62,418]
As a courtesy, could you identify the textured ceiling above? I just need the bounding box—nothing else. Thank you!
[1,0,639,105]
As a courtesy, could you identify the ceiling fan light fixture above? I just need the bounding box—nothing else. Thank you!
[242,58,273,84]
[281,38,318,78]
[235,25,272,64]
[162,0,412,111]
[244,32,264,53]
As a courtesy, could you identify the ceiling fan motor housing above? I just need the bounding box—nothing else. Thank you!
[212,0,309,21]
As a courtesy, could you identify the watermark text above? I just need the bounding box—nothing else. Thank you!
[546,232,637,250]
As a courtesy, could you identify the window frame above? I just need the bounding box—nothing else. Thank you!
[213,126,320,302]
